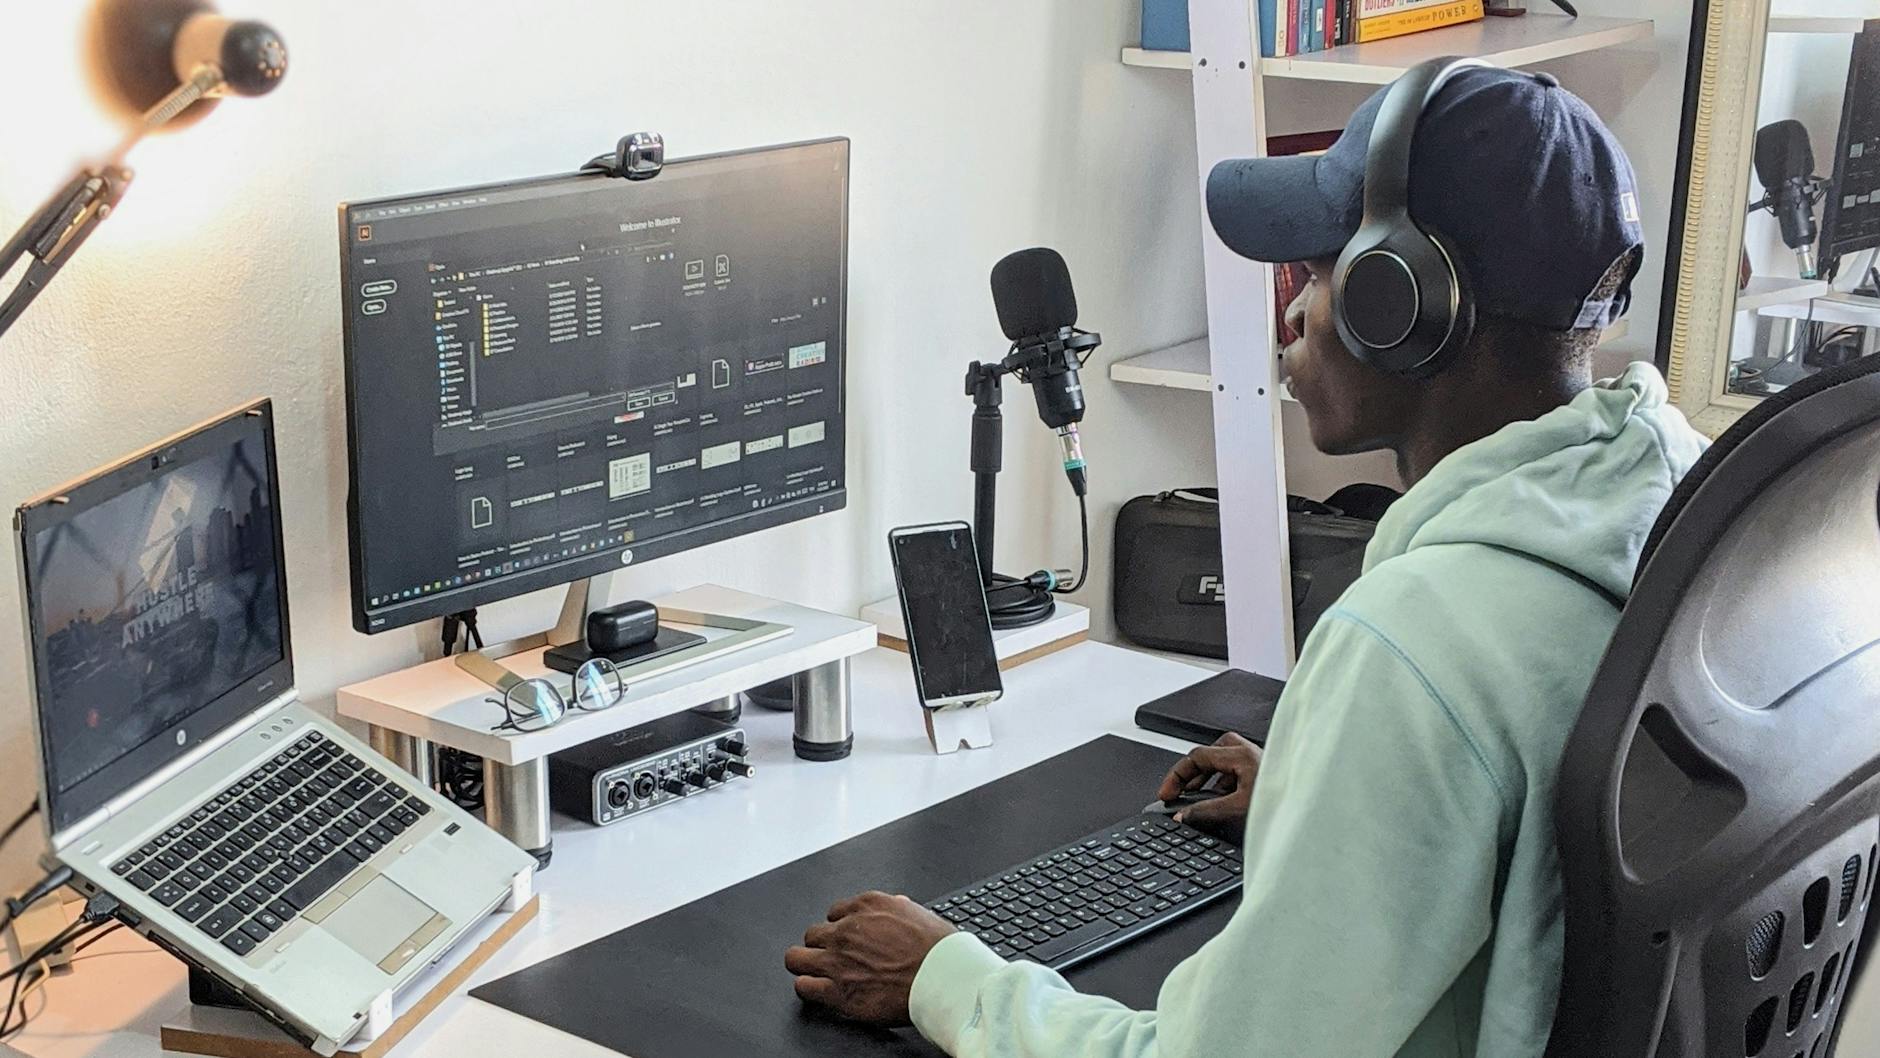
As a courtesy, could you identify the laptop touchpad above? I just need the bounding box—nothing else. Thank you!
[322,876,450,974]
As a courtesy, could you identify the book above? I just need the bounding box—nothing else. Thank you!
[1283,0,1298,55]
[1322,0,1335,51]
[1258,0,1278,57]
[1357,0,1484,42]
[1313,0,1328,51]
[1360,0,1461,13]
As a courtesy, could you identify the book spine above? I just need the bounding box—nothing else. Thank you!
[1357,0,1484,42]
[1297,0,1310,54]
[1315,0,1329,51]
[1283,0,1297,55]
[1343,0,1356,44]
[1324,0,1336,50]
[1359,0,1460,15]
[1259,0,1278,57]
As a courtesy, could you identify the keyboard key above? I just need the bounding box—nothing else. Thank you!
[259,875,286,894]
[239,919,273,941]
[188,861,215,881]
[111,860,134,877]
[176,894,213,923]
[990,944,1017,959]
[405,796,431,816]
[231,892,259,915]
[366,824,393,845]
[200,907,242,939]
[367,791,398,816]
[254,909,284,932]
[1029,919,1121,963]
[1106,910,1140,927]
[222,929,257,956]
[151,881,187,907]
[269,900,298,924]
[282,853,358,911]
[126,869,157,891]
[1193,867,1232,889]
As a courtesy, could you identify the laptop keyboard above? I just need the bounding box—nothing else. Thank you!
[926,814,1242,970]
[107,731,432,958]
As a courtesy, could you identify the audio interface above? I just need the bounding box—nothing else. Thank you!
[548,712,753,825]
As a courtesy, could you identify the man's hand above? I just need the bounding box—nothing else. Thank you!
[785,891,958,1026]
[1155,732,1264,834]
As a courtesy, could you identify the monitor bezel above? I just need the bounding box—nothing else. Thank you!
[337,137,850,635]
[1820,24,1880,270]
[14,400,296,837]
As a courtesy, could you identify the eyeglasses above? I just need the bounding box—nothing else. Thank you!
[486,658,626,733]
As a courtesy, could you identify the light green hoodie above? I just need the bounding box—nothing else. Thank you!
[909,363,1708,1057]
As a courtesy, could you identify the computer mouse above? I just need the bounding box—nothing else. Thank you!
[1142,790,1222,816]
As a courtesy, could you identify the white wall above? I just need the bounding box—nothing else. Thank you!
[0,0,1215,890]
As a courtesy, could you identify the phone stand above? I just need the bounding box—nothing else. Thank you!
[926,702,995,754]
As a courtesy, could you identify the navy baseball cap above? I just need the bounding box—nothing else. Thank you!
[1206,66,1645,331]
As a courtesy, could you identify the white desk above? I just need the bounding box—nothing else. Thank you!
[9,642,1210,1058]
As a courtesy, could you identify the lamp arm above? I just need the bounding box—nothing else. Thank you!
[0,65,218,341]
[0,167,133,340]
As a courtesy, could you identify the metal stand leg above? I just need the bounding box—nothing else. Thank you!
[484,758,553,869]
[367,726,435,787]
[792,658,853,761]
[691,693,741,724]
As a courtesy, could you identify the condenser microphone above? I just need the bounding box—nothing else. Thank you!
[1754,120,1824,279]
[990,248,1100,496]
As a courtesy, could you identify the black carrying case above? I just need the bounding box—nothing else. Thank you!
[1112,486,1394,659]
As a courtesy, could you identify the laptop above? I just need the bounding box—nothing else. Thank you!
[13,401,535,1055]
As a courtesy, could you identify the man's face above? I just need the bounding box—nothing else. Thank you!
[1281,258,1418,456]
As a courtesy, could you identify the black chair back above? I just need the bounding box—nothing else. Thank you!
[1549,355,1880,1057]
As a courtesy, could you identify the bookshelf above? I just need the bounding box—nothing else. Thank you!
[1120,1,1657,677]
[1121,14,1653,84]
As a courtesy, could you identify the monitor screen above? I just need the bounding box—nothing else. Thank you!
[1822,24,1880,269]
[18,405,292,834]
[339,138,849,633]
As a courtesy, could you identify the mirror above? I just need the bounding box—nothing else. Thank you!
[1659,2,1880,435]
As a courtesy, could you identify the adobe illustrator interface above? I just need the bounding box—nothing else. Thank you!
[31,438,284,798]
[344,141,847,614]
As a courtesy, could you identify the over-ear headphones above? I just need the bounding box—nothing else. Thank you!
[1332,56,1491,378]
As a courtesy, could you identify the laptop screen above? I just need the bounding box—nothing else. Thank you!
[18,404,294,835]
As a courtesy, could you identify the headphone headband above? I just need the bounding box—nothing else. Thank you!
[1362,57,1493,222]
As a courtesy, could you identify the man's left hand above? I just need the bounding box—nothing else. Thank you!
[785,891,958,1026]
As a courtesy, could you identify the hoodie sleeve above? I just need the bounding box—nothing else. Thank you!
[909,611,1511,1058]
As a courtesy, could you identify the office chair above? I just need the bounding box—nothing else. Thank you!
[1548,353,1880,1058]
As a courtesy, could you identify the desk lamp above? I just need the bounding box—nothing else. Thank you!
[0,0,287,339]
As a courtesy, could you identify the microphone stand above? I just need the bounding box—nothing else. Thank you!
[965,359,1012,607]
[0,65,221,340]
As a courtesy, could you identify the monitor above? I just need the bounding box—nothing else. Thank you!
[1820,23,1880,274]
[15,402,293,835]
[338,138,849,634]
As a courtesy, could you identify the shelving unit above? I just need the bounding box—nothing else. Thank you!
[1126,2,1657,677]
[1769,16,1870,34]
[1110,322,1632,395]
[1122,14,1653,84]
[1734,275,1833,312]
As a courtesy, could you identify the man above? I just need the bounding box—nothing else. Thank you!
[785,66,1708,1056]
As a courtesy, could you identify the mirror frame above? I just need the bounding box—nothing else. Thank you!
[1657,0,1777,437]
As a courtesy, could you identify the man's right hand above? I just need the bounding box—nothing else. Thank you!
[1154,732,1263,834]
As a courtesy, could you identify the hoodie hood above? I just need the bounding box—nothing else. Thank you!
[1364,362,1709,602]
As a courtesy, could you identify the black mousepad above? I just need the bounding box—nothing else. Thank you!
[471,735,1238,1057]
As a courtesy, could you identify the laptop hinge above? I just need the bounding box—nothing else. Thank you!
[52,691,298,852]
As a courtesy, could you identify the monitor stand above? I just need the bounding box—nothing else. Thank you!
[366,576,852,869]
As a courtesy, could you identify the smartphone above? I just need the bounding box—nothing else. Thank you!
[889,522,1003,709]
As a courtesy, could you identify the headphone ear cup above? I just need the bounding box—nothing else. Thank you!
[1403,227,1475,379]
[1332,222,1473,378]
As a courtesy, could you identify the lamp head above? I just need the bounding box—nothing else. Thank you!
[88,0,287,129]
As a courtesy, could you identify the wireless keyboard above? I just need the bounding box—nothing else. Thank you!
[926,813,1243,970]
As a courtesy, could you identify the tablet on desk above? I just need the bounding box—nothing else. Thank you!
[1133,668,1286,745]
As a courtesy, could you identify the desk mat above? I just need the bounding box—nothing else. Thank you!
[471,735,1239,1057]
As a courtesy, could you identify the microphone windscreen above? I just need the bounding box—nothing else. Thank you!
[1755,120,1815,189]
[991,248,1078,341]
